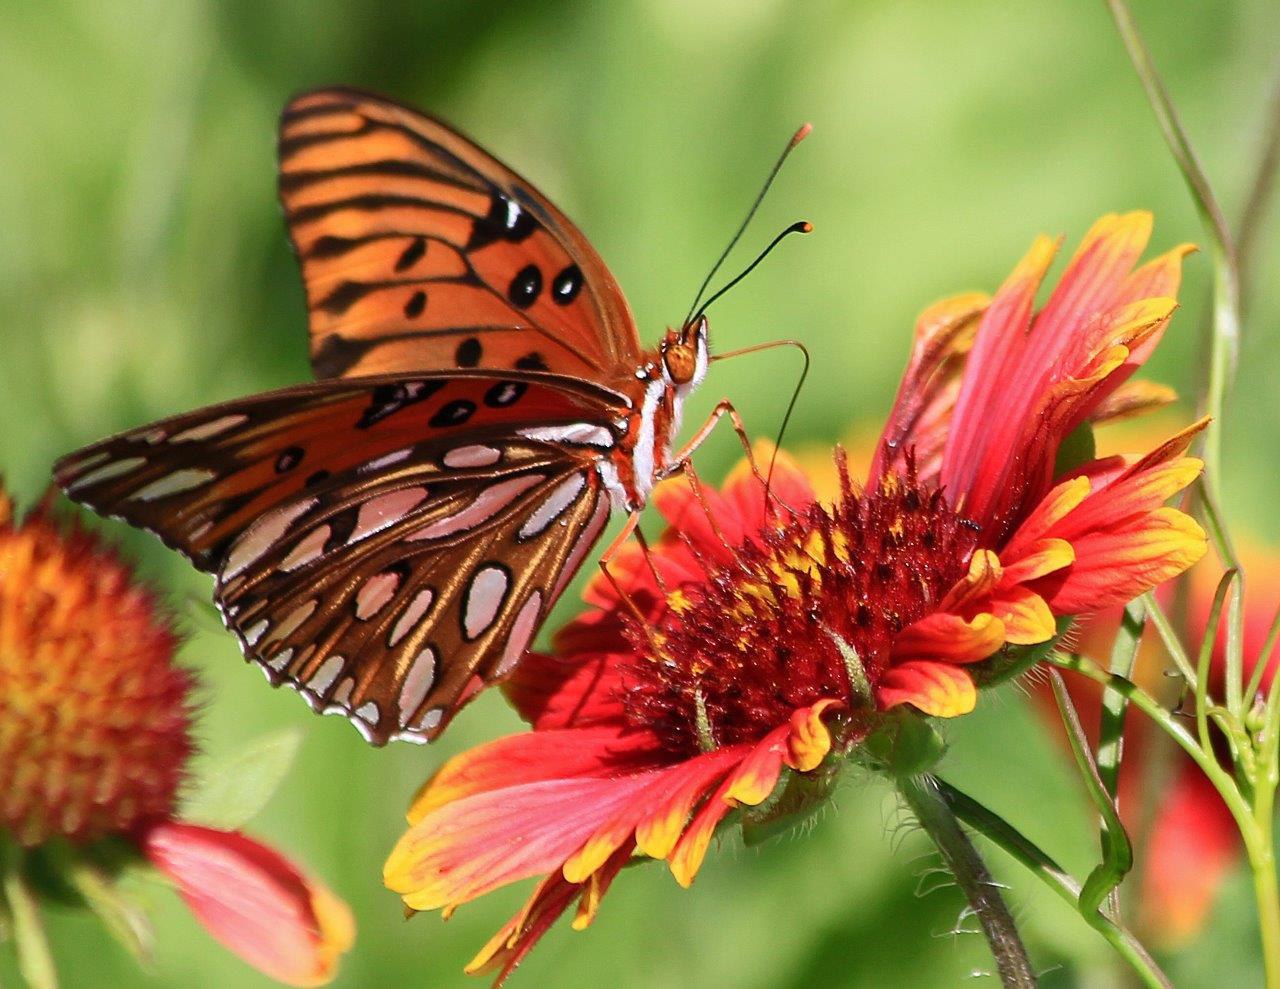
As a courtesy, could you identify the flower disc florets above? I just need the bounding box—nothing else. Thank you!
[623,455,978,756]
[0,491,192,845]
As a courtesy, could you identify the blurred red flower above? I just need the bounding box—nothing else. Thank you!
[0,488,353,986]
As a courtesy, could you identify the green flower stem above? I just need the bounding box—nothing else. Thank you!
[1053,652,1280,986]
[896,774,1036,988]
[1103,0,1246,714]
[935,778,1171,989]
[1048,672,1133,924]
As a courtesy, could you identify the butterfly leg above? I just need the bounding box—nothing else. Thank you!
[594,510,662,647]
[668,398,803,523]
[667,399,762,480]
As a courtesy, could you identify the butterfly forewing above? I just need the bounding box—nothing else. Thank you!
[279,88,641,380]
[55,372,627,743]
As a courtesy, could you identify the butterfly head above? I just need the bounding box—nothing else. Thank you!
[660,316,710,393]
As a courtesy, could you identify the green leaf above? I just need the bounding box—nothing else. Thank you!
[64,857,154,966]
[0,838,59,989]
[1053,423,1097,479]
[181,728,303,830]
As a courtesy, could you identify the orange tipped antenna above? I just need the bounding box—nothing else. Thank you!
[684,122,813,324]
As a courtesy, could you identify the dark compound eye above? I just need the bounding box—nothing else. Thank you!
[429,399,477,428]
[551,264,583,305]
[455,337,482,367]
[507,264,542,307]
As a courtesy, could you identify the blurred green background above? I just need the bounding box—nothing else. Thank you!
[2,0,1279,985]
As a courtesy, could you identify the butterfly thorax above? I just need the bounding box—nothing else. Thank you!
[606,317,710,511]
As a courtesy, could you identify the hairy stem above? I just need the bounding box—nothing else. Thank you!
[898,774,1036,988]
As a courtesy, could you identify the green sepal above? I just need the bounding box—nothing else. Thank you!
[859,709,947,779]
[1054,422,1097,478]
[970,616,1075,688]
[740,758,845,847]
[0,835,59,989]
[180,727,303,830]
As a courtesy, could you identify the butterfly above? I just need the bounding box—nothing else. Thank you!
[55,88,804,746]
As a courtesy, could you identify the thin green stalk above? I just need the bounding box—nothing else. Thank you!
[897,775,1036,989]
[1098,601,1145,800]
[1141,592,1197,685]
[1050,653,1251,828]
[1055,652,1280,985]
[936,778,1171,989]
[1103,0,1246,714]
[1049,672,1132,921]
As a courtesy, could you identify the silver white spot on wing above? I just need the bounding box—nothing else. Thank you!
[244,618,270,646]
[388,588,435,647]
[518,475,586,540]
[171,414,249,443]
[308,655,345,695]
[399,647,437,724]
[442,444,501,468]
[267,648,294,671]
[331,677,355,707]
[518,423,614,447]
[357,447,413,473]
[552,491,610,600]
[408,474,543,542]
[281,525,330,572]
[355,569,402,620]
[66,457,147,492]
[355,701,380,725]
[494,592,542,678]
[352,487,428,543]
[223,499,316,578]
[463,565,510,641]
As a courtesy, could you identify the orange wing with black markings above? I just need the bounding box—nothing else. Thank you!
[278,88,641,380]
[55,372,625,744]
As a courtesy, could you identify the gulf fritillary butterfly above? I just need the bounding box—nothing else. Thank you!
[55,88,804,746]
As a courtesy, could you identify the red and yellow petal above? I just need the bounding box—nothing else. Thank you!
[1001,537,1074,585]
[1038,506,1207,615]
[786,699,841,772]
[144,822,353,987]
[503,647,630,730]
[407,725,662,824]
[892,611,1006,665]
[386,773,658,911]
[987,585,1057,645]
[940,549,1003,611]
[878,661,977,718]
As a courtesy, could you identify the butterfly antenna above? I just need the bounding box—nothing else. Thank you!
[684,123,812,325]
[764,338,811,507]
[694,220,812,322]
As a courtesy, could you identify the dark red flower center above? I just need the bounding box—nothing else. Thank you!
[621,457,979,758]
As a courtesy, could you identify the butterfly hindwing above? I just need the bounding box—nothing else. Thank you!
[279,88,641,380]
[55,371,628,743]
[218,456,612,744]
